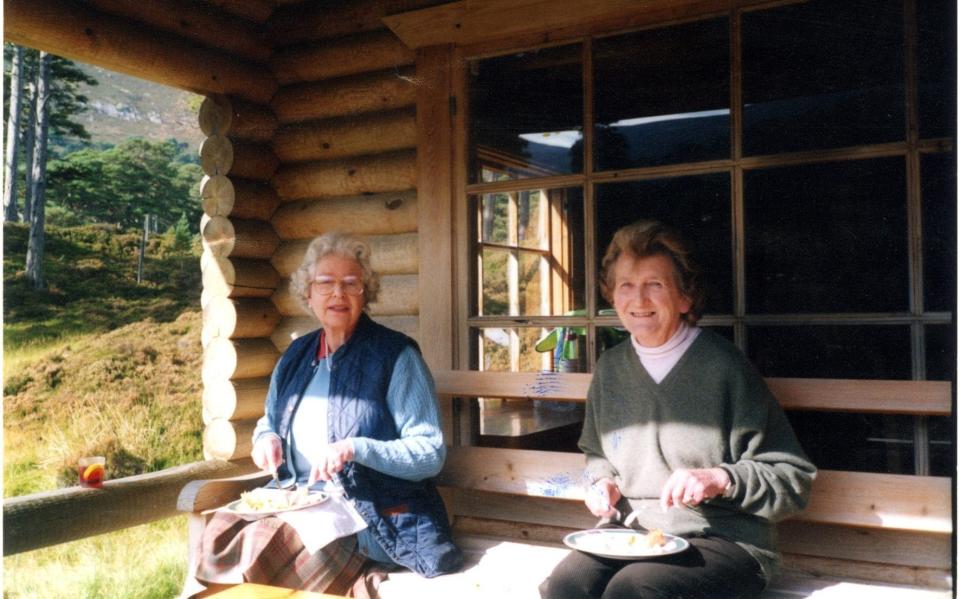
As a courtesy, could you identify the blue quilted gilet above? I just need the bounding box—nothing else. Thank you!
[268,313,463,577]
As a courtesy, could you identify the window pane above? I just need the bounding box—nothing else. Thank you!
[469,44,583,183]
[477,327,559,372]
[518,190,547,249]
[481,248,509,316]
[787,412,915,474]
[593,18,729,170]
[742,0,905,155]
[518,251,548,316]
[921,153,956,312]
[596,326,631,361]
[480,192,509,244]
[744,158,908,313]
[595,175,733,314]
[925,325,954,382]
[917,0,957,139]
[475,186,585,316]
[747,325,912,379]
[929,416,954,477]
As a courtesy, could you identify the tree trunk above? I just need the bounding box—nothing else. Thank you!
[4,45,25,222]
[25,52,51,290]
[21,74,37,223]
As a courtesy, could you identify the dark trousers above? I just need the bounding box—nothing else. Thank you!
[540,534,765,599]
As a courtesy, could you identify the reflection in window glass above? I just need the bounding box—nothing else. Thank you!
[518,190,546,249]
[921,153,956,312]
[481,248,509,316]
[595,175,732,314]
[928,416,955,476]
[748,325,911,379]
[917,0,957,139]
[593,18,729,170]
[469,44,583,182]
[480,192,509,244]
[595,326,631,361]
[787,412,915,474]
[475,187,585,316]
[744,159,908,313]
[925,325,954,382]
[742,0,904,155]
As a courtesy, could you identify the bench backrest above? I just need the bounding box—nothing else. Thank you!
[432,371,953,588]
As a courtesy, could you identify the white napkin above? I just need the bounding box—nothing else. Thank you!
[274,493,368,554]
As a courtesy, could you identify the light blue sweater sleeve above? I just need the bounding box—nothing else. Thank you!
[350,346,446,481]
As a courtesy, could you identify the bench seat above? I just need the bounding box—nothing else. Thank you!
[378,534,952,599]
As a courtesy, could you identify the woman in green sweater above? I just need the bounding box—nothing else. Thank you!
[541,221,816,599]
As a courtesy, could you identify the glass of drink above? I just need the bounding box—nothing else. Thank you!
[78,456,106,488]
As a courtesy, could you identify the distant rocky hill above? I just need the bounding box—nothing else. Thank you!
[75,64,205,152]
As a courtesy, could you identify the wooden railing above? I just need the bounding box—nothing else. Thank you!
[2,459,257,555]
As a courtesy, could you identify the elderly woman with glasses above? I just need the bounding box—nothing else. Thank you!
[188,232,461,597]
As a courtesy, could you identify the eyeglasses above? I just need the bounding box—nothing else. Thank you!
[311,277,365,296]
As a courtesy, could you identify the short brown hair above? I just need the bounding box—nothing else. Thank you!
[599,220,704,324]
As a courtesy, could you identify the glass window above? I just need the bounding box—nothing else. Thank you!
[593,18,729,170]
[744,158,908,314]
[925,325,954,382]
[477,326,555,372]
[921,153,956,312]
[928,416,955,476]
[742,0,905,155]
[917,0,957,140]
[747,325,912,379]
[469,44,583,183]
[474,187,585,316]
[595,174,733,314]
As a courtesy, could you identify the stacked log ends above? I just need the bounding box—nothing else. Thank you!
[204,417,256,461]
[202,377,270,424]
[201,174,235,217]
[200,134,234,176]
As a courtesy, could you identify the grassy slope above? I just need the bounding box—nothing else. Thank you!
[4,222,205,598]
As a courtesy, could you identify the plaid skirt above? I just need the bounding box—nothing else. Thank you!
[188,511,374,596]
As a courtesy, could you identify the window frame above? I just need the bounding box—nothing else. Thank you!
[415,0,954,473]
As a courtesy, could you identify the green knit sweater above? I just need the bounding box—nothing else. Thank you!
[579,329,816,581]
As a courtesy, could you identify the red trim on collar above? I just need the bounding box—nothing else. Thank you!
[316,329,329,360]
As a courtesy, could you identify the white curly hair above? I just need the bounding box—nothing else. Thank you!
[290,232,380,315]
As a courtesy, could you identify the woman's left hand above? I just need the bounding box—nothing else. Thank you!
[308,439,356,484]
[659,467,730,510]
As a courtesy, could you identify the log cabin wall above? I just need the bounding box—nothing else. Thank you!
[199,0,453,460]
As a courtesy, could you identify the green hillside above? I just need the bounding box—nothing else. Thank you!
[75,64,205,152]
[3,223,205,598]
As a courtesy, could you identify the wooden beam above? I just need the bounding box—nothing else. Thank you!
[383,0,796,51]
[432,370,953,416]
[203,418,257,461]
[438,446,953,533]
[201,174,235,217]
[202,254,280,299]
[201,0,273,24]
[271,192,418,237]
[272,150,417,200]
[231,178,280,222]
[5,0,276,104]
[200,216,280,260]
[202,337,280,384]
[202,377,270,424]
[200,95,278,142]
[267,0,446,47]
[87,0,271,64]
[202,296,280,346]
[271,70,418,124]
[272,108,416,163]
[3,459,252,555]
[270,30,415,86]
[271,233,419,278]
[229,141,279,182]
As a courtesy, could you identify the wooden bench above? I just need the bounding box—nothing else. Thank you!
[179,371,953,598]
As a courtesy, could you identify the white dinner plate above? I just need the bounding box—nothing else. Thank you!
[563,528,690,560]
[224,489,329,518]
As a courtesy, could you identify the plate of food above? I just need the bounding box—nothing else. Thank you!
[225,488,329,518]
[563,528,689,560]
